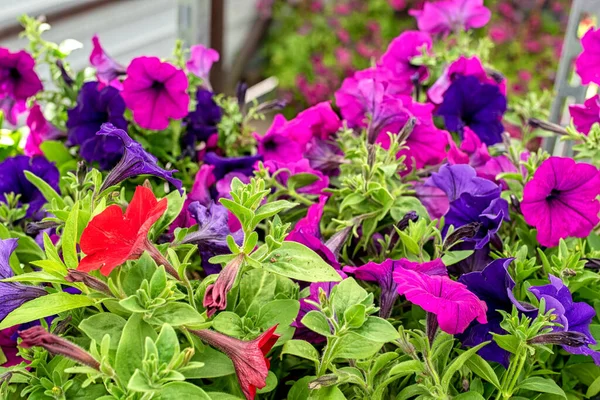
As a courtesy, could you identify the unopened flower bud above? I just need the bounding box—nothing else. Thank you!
[528,331,589,347]
[65,269,112,297]
[76,161,87,186]
[308,374,338,390]
[25,220,61,235]
[444,222,481,248]
[510,194,521,213]
[397,211,419,231]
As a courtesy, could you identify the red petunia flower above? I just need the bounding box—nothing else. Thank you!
[190,326,280,400]
[77,186,175,277]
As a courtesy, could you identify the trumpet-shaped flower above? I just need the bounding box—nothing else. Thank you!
[394,268,487,334]
[89,35,126,88]
[121,56,189,130]
[521,157,600,247]
[186,44,220,84]
[409,0,491,36]
[77,186,168,276]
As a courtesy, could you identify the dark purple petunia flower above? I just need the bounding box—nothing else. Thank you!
[0,48,43,100]
[458,258,534,367]
[181,201,242,275]
[97,123,183,194]
[0,155,60,219]
[0,239,47,321]
[183,88,222,151]
[429,164,508,249]
[66,82,127,170]
[203,152,263,181]
[437,75,507,145]
[529,275,600,365]
[344,258,447,319]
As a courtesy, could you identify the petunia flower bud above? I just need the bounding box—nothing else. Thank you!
[19,326,100,370]
[203,254,244,317]
[444,222,481,249]
[189,326,279,400]
[65,269,112,297]
[25,220,60,235]
[528,331,590,347]
[397,211,419,231]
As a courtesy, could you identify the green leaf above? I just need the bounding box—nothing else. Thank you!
[308,385,347,400]
[301,311,332,337]
[115,314,156,383]
[0,293,94,330]
[442,250,474,266]
[152,190,185,238]
[185,347,234,378]
[453,393,485,400]
[587,375,600,397]
[343,304,366,328]
[159,382,211,399]
[331,278,368,319]
[23,170,66,209]
[261,241,342,282]
[155,324,180,365]
[441,341,489,390]
[257,299,300,330]
[151,303,205,327]
[492,333,520,354]
[388,360,423,377]
[79,313,126,350]
[238,269,276,314]
[517,377,566,398]
[352,316,399,342]
[212,312,245,337]
[11,231,45,265]
[2,271,65,284]
[333,332,383,359]
[281,340,320,363]
[464,353,501,389]
[253,200,297,226]
[287,173,319,190]
[62,205,80,269]
[398,231,419,255]
[40,141,74,169]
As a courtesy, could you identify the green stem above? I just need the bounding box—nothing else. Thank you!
[496,345,527,400]
[317,337,339,377]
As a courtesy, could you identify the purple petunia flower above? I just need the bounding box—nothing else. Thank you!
[344,258,447,319]
[183,88,222,151]
[409,0,491,36]
[459,258,534,367]
[521,157,600,247]
[90,35,126,89]
[66,82,127,169]
[437,75,507,145]
[529,275,600,365]
[569,95,600,135]
[25,104,63,157]
[429,164,509,249]
[204,152,263,181]
[575,28,600,86]
[379,30,432,83]
[181,201,243,275]
[0,48,43,124]
[121,56,189,130]
[97,123,183,193]
[0,239,47,322]
[0,155,60,219]
[186,44,220,86]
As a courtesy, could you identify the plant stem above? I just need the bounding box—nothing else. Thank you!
[496,344,527,400]
[317,337,339,377]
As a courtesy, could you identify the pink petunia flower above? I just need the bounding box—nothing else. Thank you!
[393,268,487,334]
[90,35,126,89]
[569,95,600,135]
[254,114,305,162]
[409,0,491,36]
[24,104,63,156]
[0,48,43,124]
[186,44,220,85]
[575,28,600,85]
[379,30,432,82]
[121,57,189,130]
[521,157,600,247]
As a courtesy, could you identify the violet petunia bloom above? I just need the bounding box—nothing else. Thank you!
[379,30,432,82]
[0,155,60,219]
[204,152,263,181]
[0,239,47,322]
[459,258,533,367]
[183,88,222,151]
[97,123,183,194]
[569,95,600,135]
[529,275,600,365]
[0,48,43,124]
[521,157,600,247]
[344,258,447,319]
[409,0,491,36]
[171,164,216,232]
[25,104,63,157]
[428,56,506,105]
[429,164,509,249]
[437,75,507,145]
[121,56,189,130]
[186,44,220,86]
[90,35,126,89]
[394,268,487,335]
[575,28,600,86]
[304,138,345,176]
[66,82,127,169]
[181,201,243,275]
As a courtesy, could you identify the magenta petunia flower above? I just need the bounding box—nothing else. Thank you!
[575,28,600,85]
[89,35,126,89]
[379,31,432,82]
[254,114,306,162]
[569,95,600,135]
[409,0,491,36]
[186,44,220,84]
[393,268,487,334]
[521,157,600,247]
[121,56,189,130]
[0,48,43,101]
[24,104,63,156]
